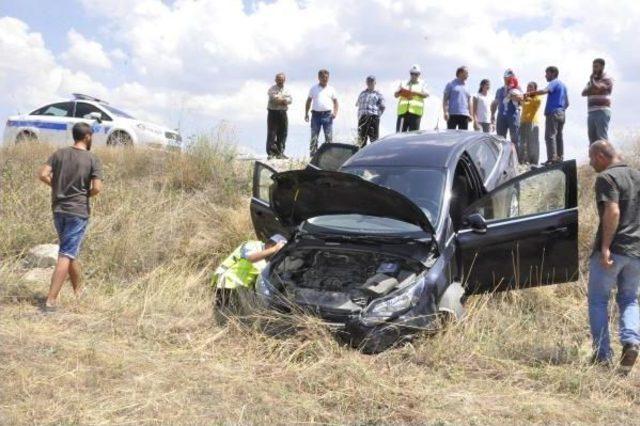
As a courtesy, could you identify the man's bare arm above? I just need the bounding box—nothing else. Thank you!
[332,98,339,118]
[490,99,497,123]
[89,179,102,197]
[525,88,549,98]
[472,97,478,123]
[304,97,312,120]
[38,164,52,187]
[245,242,284,263]
[600,201,620,252]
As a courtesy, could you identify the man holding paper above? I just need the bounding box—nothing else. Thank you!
[394,65,429,132]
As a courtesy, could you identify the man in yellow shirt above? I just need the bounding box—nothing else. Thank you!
[520,81,542,165]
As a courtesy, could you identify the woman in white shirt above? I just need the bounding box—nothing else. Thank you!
[472,79,492,133]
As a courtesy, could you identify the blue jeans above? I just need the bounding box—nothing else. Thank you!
[53,212,88,259]
[588,252,640,361]
[310,110,333,157]
[496,114,519,146]
[588,109,611,143]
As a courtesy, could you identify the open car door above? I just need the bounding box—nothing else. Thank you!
[250,161,293,241]
[308,143,359,171]
[456,160,578,294]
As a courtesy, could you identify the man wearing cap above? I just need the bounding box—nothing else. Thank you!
[213,234,287,295]
[355,75,386,146]
[443,66,472,130]
[394,65,429,132]
[491,68,523,147]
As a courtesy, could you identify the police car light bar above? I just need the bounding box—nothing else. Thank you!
[71,93,109,105]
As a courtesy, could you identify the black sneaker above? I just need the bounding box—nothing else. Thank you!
[619,344,639,376]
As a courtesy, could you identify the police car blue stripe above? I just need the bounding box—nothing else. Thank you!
[7,120,67,131]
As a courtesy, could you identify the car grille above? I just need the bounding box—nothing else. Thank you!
[165,132,182,142]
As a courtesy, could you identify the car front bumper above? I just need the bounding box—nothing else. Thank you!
[260,295,439,353]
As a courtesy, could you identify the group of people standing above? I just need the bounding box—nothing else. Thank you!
[265,58,613,165]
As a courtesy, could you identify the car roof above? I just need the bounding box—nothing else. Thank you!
[343,130,498,169]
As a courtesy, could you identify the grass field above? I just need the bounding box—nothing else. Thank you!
[1,140,640,424]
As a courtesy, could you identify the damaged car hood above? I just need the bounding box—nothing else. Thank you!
[270,169,435,235]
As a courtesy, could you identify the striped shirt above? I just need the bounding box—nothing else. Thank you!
[584,73,613,112]
[356,89,385,118]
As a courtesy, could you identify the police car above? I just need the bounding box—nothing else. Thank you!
[3,94,182,149]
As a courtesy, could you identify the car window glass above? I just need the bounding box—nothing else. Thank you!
[74,102,112,121]
[311,144,358,171]
[466,141,498,182]
[471,168,566,221]
[32,102,73,117]
[344,166,444,224]
[256,164,274,202]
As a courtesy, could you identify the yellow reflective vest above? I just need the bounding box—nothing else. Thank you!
[212,241,267,289]
[397,81,426,116]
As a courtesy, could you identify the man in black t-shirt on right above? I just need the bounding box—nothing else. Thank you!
[38,122,103,313]
[588,140,640,374]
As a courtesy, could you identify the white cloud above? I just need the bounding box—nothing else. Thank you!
[0,17,109,115]
[110,48,128,62]
[61,29,112,70]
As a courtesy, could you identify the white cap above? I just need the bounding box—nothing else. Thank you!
[409,64,421,74]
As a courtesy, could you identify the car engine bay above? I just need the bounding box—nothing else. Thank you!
[269,249,424,313]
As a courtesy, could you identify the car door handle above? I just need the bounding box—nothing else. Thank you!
[541,226,568,235]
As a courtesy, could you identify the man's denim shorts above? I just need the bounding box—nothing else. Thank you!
[53,213,88,259]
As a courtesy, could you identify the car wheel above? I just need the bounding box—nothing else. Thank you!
[107,131,133,147]
[15,131,37,144]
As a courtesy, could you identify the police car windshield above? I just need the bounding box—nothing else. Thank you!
[102,105,134,119]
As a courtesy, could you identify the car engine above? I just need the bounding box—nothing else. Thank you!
[270,249,422,311]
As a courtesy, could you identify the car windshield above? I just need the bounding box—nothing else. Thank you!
[306,166,445,235]
[102,105,134,119]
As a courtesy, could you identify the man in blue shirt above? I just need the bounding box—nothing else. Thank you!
[525,66,569,164]
[490,69,522,147]
[443,66,472,130]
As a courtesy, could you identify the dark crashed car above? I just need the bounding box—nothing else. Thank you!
[249,131,579,353]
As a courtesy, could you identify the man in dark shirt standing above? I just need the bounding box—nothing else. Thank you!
[266,72,292,159]
[588,140,640,373]
[38,122,103,312]
[355,75,385,147]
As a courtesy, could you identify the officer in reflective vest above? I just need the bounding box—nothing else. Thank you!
[212,234,287,305]
[395,64,430,132]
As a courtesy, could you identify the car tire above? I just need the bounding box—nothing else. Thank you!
[107,131,133,147]
[15,131,37,144]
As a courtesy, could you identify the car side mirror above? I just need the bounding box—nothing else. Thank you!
[85,112,102,123]
[463,213,487,234]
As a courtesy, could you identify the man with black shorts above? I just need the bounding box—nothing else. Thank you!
[38,122,103,312]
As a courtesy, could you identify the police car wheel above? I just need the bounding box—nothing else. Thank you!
[15,131,37,144]
[107,131,132,147]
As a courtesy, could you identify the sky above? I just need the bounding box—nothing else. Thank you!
[1,0,639,160]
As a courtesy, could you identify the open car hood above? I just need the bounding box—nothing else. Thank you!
[270,170,435,235]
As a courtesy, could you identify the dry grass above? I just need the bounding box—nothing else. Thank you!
[1,139,640,424]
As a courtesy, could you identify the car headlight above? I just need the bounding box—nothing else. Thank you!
[361,278,425,326]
